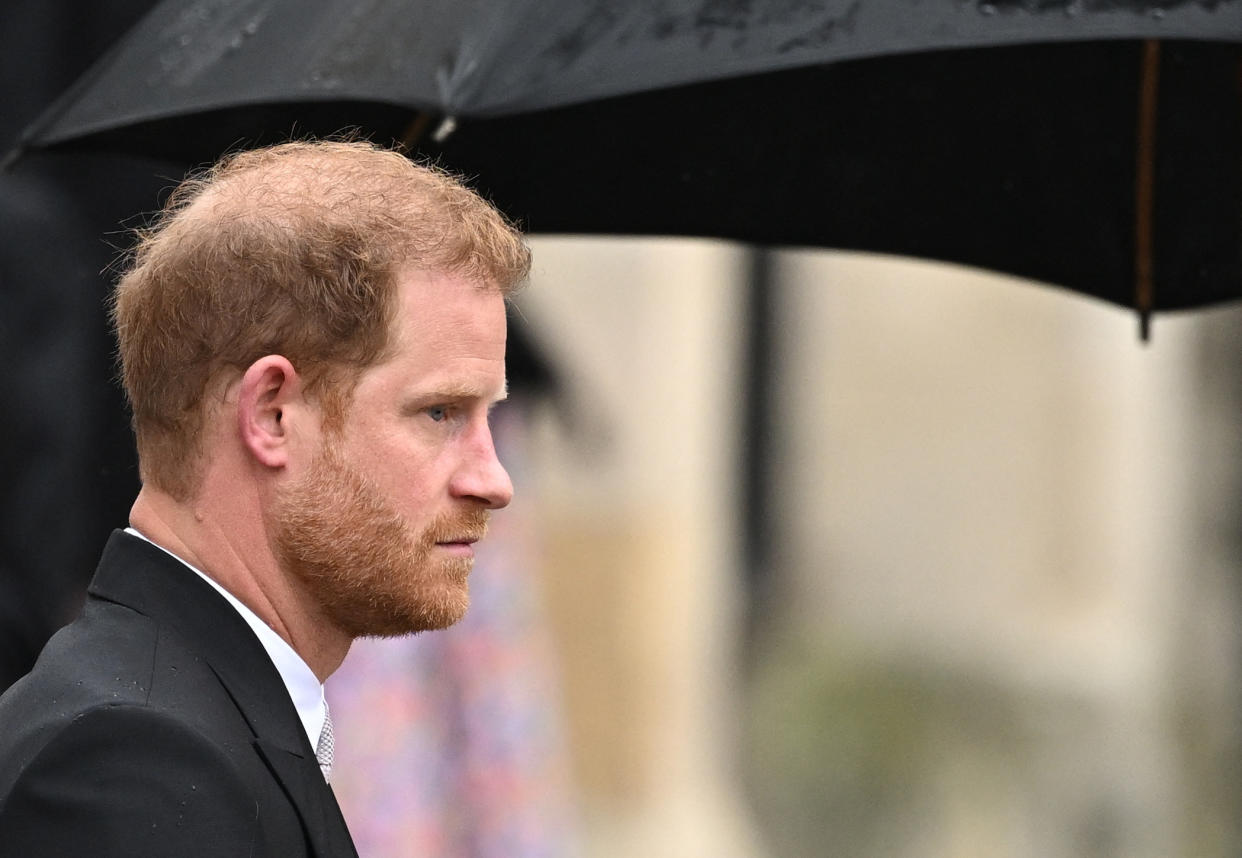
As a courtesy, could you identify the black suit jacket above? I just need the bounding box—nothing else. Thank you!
[0,531,358,857]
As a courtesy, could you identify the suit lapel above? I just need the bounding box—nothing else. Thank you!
[254,739,359,858]
[209,654,359,858]
[88,531,359,858]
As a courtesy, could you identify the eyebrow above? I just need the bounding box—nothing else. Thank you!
[405,379,509,408]
[444,379,509,401]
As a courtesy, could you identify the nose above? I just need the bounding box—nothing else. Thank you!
[451,424,514,510]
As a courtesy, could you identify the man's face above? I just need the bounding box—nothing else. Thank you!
[271,268,513,638]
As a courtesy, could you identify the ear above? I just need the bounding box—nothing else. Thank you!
[237,355,304,469]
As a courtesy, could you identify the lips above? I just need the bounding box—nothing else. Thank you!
[432,529,485,553]
[435,537,479,547]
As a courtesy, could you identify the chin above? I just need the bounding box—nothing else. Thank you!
[354,579,472,639]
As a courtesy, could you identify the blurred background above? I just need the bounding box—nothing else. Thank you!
[510,239,1242,858]
[4,2,1242,856]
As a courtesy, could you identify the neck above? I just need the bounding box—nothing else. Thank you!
[129,486,351,681]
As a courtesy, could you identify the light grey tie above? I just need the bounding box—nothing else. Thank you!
[315,704,334,783]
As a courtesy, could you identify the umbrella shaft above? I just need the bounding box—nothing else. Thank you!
[1135,39,1160,341]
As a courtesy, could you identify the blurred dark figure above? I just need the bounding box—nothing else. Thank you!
[0,0,170,690]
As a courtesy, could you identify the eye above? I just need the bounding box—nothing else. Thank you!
[426,405,449,423]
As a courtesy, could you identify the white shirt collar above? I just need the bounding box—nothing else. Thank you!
[124,527,326,750]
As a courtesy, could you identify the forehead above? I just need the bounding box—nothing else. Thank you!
[378,267,508,389]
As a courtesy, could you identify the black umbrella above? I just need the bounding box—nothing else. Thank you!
[14,0,1242,333]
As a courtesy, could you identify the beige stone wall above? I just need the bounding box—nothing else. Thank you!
[514,239,1242,858]
[758,252,1242,857]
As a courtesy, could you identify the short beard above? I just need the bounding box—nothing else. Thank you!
[270,442,488,638]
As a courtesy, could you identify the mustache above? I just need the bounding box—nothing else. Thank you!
[425,508,490,544]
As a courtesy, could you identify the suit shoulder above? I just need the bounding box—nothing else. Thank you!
[0,704,261,857]
[2,598,160,705]
[0,596,236,745]
[0,601,162,766]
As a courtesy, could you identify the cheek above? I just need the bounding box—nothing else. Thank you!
[351,436,442,507]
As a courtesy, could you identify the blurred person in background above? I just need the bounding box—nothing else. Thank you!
[0,0,165,694]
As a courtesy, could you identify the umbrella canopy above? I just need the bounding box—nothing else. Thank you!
[16,0,1242,325]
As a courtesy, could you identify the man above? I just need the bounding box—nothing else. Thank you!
[0,140,529,856]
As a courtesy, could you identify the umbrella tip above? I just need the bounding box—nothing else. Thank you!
[432,116,458,144]
[1138,309,1152,344]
